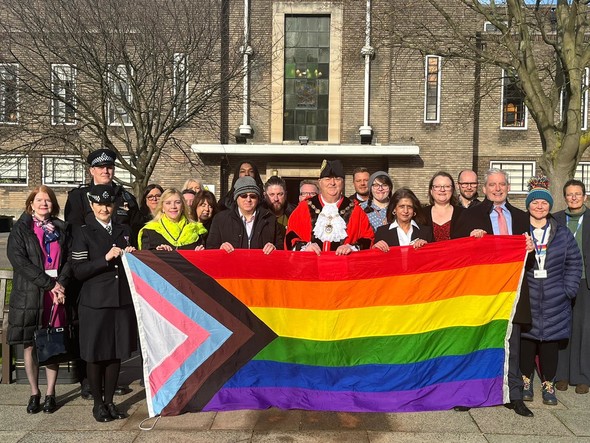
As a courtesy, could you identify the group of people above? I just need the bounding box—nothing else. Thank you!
[6,149,590,421]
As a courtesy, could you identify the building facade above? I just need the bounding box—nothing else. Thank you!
[1,0,588,217]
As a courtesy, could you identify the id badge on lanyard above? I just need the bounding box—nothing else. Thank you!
[531,224,549,279]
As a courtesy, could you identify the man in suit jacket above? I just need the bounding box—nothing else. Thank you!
[554,179,590,395]
[453,168,535,417]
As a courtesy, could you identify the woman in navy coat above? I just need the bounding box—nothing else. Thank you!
[373,187,433,251]
[520,180,582,406]
[71,185,137,423]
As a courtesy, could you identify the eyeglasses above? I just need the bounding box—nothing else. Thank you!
[146,194,161,201]
[432,185,453,191]
[566,193,585,199]
[238,193,259,200]
[372,183,390,190]
[458,182,478,188]
[300,192,317,197]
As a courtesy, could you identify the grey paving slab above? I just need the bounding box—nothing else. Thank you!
[211,409,263,430]
[254,408,303,431]
[554,410,590,437]
[300,410,391,431]
[380,410,480,433]
[18,431,140,443]
[0,405,48,432]
[470,405,573,436]
[367,431,488,443]
[485,436,590,443]
[0,431,27,443]
[30,405,131,431]
[134,430,253,442]
[124,407,217,432]
[555,388,590,410]
[252,430,370,443]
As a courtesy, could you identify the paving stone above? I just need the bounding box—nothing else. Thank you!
[254,408,303,431]
[470,405,572,436]
[300,411,384,431]
[0,405,48,431]
[134,430,252,442]
[381,410,480,433]
[486,436,590,443]
[19,431,140,443]
[211,409,262,430]
[367,431,487,443]
[252,430,370,442]
[0,431,27,443]
[554,410,590,437]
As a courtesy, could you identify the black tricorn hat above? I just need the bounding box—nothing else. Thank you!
[87,149,116,167]
[319,159,345,179]
[87,184,116,204]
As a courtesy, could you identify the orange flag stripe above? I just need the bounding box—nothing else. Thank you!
[216,262,522,309]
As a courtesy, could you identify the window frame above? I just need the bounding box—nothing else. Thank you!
[500,69,528,130]
[0,63,19,125]
[51,63,77,126]
[0,154,28,186]
[574,161,590,194]
[489,160,536,194]
[42,155,86,187]
[114,155,134,188]
[107,64,133,127]
[423,55,442,124]
[173,53,189,118]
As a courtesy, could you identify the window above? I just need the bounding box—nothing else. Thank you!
[51,64,77,125]
[283,15,330,142]
[489,161,535,194]
[424,55,441,123]
[0,155,27,185]
[108,64,133,126]
[42,155,85,186]
[173,53,188,118]
[0,64,18,124]
[483,21,507,33]
[575,162,590,193]
[114,155,134,187]
[501,70,527,129]
[560,68,588,131]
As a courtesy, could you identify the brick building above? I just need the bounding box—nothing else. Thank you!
[1,0,588,217]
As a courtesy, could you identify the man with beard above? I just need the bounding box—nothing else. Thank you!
[264,176,296,231]
[456,170,481,208]
[286,160,374,254]
[348,167,370,204]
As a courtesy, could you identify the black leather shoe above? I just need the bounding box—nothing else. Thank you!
[42,395,57,414]
[114,385,131,396]
[81,381,93,400]
[26,394,41,414]
[93,404,114,422]
[504,399,534,417]
[106,402,126,419]
[453,405,471,411]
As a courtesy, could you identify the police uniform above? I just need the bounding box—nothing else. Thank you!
[70,185,137,363]
[65,149,140,246]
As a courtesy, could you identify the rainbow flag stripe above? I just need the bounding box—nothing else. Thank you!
[171,235,527,413]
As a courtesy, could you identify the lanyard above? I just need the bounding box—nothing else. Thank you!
[566,214,584,239]
[530,223,549,270]
[160,219,186,248]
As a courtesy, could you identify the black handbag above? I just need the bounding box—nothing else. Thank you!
[34,304,78,366]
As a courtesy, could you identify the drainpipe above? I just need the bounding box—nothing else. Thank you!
[359,0,374,144]
[238,0,253,139]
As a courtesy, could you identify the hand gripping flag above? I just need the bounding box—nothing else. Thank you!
[123,235,527,416]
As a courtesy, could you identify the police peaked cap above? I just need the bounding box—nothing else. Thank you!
[87,184,117,204]
[87,149,116,167]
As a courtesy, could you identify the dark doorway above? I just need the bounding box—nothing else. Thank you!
[284,177,316,207]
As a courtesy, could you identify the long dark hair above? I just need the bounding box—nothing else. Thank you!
[220,160,264,210]
[364,173,393,214]
[428,171,458,206]
[139,184,164,216]
[387,187,427,225]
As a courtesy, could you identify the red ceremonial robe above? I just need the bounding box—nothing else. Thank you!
[285,195,374,251]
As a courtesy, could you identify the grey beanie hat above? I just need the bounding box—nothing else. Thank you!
[368,170,391,190]
[233,176,261,201]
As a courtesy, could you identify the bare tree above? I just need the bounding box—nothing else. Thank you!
[0,0,253,196]
[378,0,590,206]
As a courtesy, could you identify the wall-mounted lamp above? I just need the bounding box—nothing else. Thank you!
[298,135,309,145]
[359,125,373,145]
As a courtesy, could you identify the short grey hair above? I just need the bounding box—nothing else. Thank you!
[484,168,510,186]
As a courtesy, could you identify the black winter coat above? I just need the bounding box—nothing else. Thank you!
[206,206,284,250]
[7,212,72,344]
[522,218,582,341]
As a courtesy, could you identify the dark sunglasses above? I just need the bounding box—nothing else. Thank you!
[238,193,258,200]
